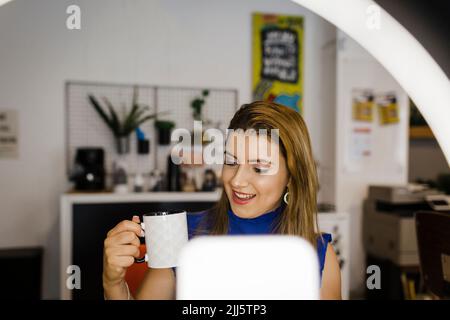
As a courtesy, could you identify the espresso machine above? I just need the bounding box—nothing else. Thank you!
[70,147,106,191]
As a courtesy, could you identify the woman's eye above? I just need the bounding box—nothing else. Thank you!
[224,157,237,166]
[254,167,269,174]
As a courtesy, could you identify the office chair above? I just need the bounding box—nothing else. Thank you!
[124,244,148,296]
[415,211,450,299]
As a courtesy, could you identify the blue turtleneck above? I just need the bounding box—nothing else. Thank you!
[226,203,285,235]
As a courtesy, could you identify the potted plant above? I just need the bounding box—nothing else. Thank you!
[190,89,215,145]
[190,89,209,121]
[154,120,175,145]
[88,86,162,154]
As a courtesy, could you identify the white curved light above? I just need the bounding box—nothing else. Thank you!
[0,0,13,7]
[291,0,450,165]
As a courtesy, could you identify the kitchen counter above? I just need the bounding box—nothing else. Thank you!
[62,189,223,203]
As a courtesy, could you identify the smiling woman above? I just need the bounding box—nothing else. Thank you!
[222,130,286,218]
[103,101,341,300]
[191,101,342,299]
[200,101,321,245]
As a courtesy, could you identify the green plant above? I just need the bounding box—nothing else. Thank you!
[154,119,176,145]
[154,120,175,130]
[190,89,209,121]
[88,86,163,137]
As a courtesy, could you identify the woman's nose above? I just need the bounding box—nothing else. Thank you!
[230,165,250,188]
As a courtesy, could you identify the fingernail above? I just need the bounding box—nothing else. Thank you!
[133,215,138,219]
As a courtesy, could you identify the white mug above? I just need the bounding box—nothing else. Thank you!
[135,210,188,268]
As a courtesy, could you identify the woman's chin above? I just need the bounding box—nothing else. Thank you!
[230,204,244,214]
[230,205,261,219]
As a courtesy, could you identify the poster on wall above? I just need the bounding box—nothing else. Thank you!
[0,109,19,159]
[376,92,399,125]
[352,89,374,122]
[252,13,304,113]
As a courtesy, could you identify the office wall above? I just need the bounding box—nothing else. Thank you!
[335,31,409,297]
[409,140,450,182]
[0,0,337,298]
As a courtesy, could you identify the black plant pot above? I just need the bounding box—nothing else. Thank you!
[157,127,172,145]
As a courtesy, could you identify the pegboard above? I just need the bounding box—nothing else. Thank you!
[65,81,238,177]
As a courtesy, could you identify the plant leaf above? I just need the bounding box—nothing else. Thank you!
[102,97,121,136]
[122,104,141,135]
[132,86,138,109]
[88,94,114,132]
[130,104,151,121]
[154,119,175,130]
[135,113,159,126]
[122,86,141,132]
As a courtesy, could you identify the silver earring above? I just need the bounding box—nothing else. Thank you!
[283,191,289,204]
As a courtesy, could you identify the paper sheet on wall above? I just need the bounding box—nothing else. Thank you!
[350,127,372,158]
[0,109,18,159]
[345,127,372,173]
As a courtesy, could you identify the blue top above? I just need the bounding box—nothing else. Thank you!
[183,204,332,281]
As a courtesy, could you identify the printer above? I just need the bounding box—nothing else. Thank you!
[363,184,443,266]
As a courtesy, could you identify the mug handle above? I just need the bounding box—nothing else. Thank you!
[135,222,147,263]
[135,255,147,264]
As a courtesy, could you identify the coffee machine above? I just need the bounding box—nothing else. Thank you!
[70,147,105,191]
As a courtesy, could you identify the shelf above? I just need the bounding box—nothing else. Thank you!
[409,126,434,139]
[62,189,223,203]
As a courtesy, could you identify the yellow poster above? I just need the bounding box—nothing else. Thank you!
[377,93,399,125]
[252,13,304,113]
[352,89,374,122]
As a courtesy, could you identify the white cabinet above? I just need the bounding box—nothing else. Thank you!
[318,212,351,300]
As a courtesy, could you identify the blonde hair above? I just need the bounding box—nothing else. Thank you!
[197,101,320,247]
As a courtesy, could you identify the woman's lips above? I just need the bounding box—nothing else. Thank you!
[231,190,256,205]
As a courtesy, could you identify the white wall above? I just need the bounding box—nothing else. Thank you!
[0,0,336,298]
[335,31,409,297]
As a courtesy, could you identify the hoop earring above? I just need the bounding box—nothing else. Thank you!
[283,191,289,204]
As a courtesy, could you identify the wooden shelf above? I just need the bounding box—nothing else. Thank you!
[409,126,435,139]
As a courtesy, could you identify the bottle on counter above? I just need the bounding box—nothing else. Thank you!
[133,172,145,193]
[202,169,217,191]
[148,169,164,192]
[167,154,181,191]
[112,160,129,194]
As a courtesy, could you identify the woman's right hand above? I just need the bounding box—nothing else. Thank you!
[103,215,143,290]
